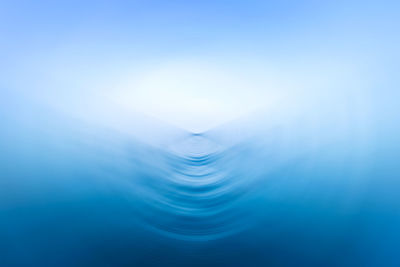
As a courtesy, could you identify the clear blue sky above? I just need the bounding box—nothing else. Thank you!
[1,0,399,132]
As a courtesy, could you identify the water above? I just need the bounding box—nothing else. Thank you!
[0,103,399,266]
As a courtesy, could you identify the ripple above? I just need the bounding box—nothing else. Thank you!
[135,133,253,241]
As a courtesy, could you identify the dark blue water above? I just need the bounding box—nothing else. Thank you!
[1,101,399,267]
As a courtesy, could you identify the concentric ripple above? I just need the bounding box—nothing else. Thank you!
[135,133,254,241]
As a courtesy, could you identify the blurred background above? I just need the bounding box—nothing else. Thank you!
[0,0,400,266]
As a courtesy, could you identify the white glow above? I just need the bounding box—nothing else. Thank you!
[109,60,283,133]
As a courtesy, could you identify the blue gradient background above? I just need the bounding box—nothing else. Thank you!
[1,0,400,266]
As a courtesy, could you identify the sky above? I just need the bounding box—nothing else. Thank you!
[1,0,399,133]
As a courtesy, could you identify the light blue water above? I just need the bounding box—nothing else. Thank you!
[1,95,399,266]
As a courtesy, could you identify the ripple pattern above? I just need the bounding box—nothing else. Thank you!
[136,134,253,241]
